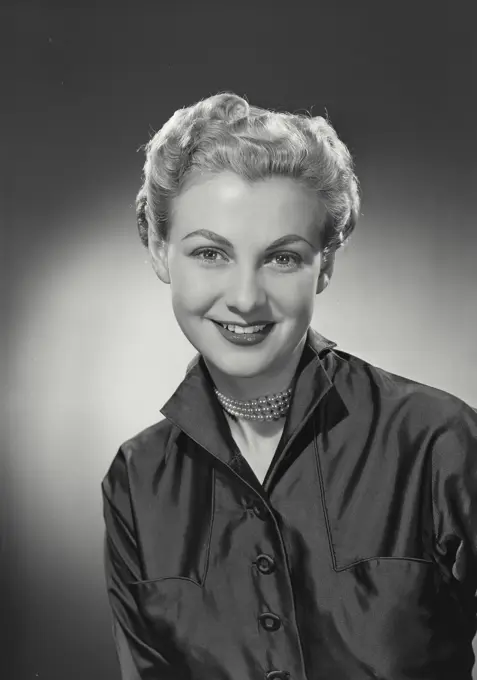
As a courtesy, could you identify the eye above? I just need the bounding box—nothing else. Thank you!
[191,247,229,264]
[267,252,303,269]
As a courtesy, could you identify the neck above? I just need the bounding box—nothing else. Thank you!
[204,335,307,401]
[225,409,286,449]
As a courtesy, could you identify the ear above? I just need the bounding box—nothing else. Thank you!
[148,225,171,284]
[316,252,335,294]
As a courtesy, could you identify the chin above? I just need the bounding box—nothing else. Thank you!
[208,358,272,380]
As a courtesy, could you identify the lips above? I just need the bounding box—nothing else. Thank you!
[212,320,274,329]
[210,319,275,346]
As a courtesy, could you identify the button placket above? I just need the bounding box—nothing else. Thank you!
[244,496,292,680]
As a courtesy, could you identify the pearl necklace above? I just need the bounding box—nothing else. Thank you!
[214,385,293,421]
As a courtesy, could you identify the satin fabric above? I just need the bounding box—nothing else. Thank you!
[102,328,477,679]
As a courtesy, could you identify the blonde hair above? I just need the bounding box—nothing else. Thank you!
[136,92,360,259]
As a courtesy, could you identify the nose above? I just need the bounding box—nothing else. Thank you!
[224,265,267,314]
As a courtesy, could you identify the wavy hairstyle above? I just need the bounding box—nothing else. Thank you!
[136,92,360,261]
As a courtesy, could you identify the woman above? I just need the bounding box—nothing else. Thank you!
[102,92,477,679]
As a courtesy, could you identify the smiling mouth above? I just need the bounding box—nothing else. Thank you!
[211,320,274,334]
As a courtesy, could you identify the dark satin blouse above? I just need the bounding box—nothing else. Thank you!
[102,328,477,679]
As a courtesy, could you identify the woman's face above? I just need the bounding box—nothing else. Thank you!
[150,171,331,381]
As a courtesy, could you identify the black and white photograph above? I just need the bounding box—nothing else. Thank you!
[5,1,477,678]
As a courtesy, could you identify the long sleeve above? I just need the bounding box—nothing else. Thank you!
[431,403,477,602]
[102,447,182,680]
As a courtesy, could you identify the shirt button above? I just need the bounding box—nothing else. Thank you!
[248,501,267,520]
[265,672,290,680]
[258,612,282,632]
[255,554,276,574]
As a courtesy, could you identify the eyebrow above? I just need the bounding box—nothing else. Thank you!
[181,229,317,251]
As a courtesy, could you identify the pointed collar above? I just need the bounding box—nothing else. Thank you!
[160,328,342,474]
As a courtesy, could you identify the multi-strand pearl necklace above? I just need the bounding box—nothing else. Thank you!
[214,386,293,421]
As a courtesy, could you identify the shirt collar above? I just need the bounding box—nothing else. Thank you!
[160,327,344,470]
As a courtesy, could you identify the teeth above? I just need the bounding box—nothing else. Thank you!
[223,323,267,334]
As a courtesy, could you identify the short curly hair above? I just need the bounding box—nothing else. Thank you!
[136,92,360,260]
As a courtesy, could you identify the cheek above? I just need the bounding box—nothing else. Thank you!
[169,266,217,314]
[270,272,317,316]
[171,287,211,315]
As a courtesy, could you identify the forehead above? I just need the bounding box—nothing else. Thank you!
[170,172,326,242]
